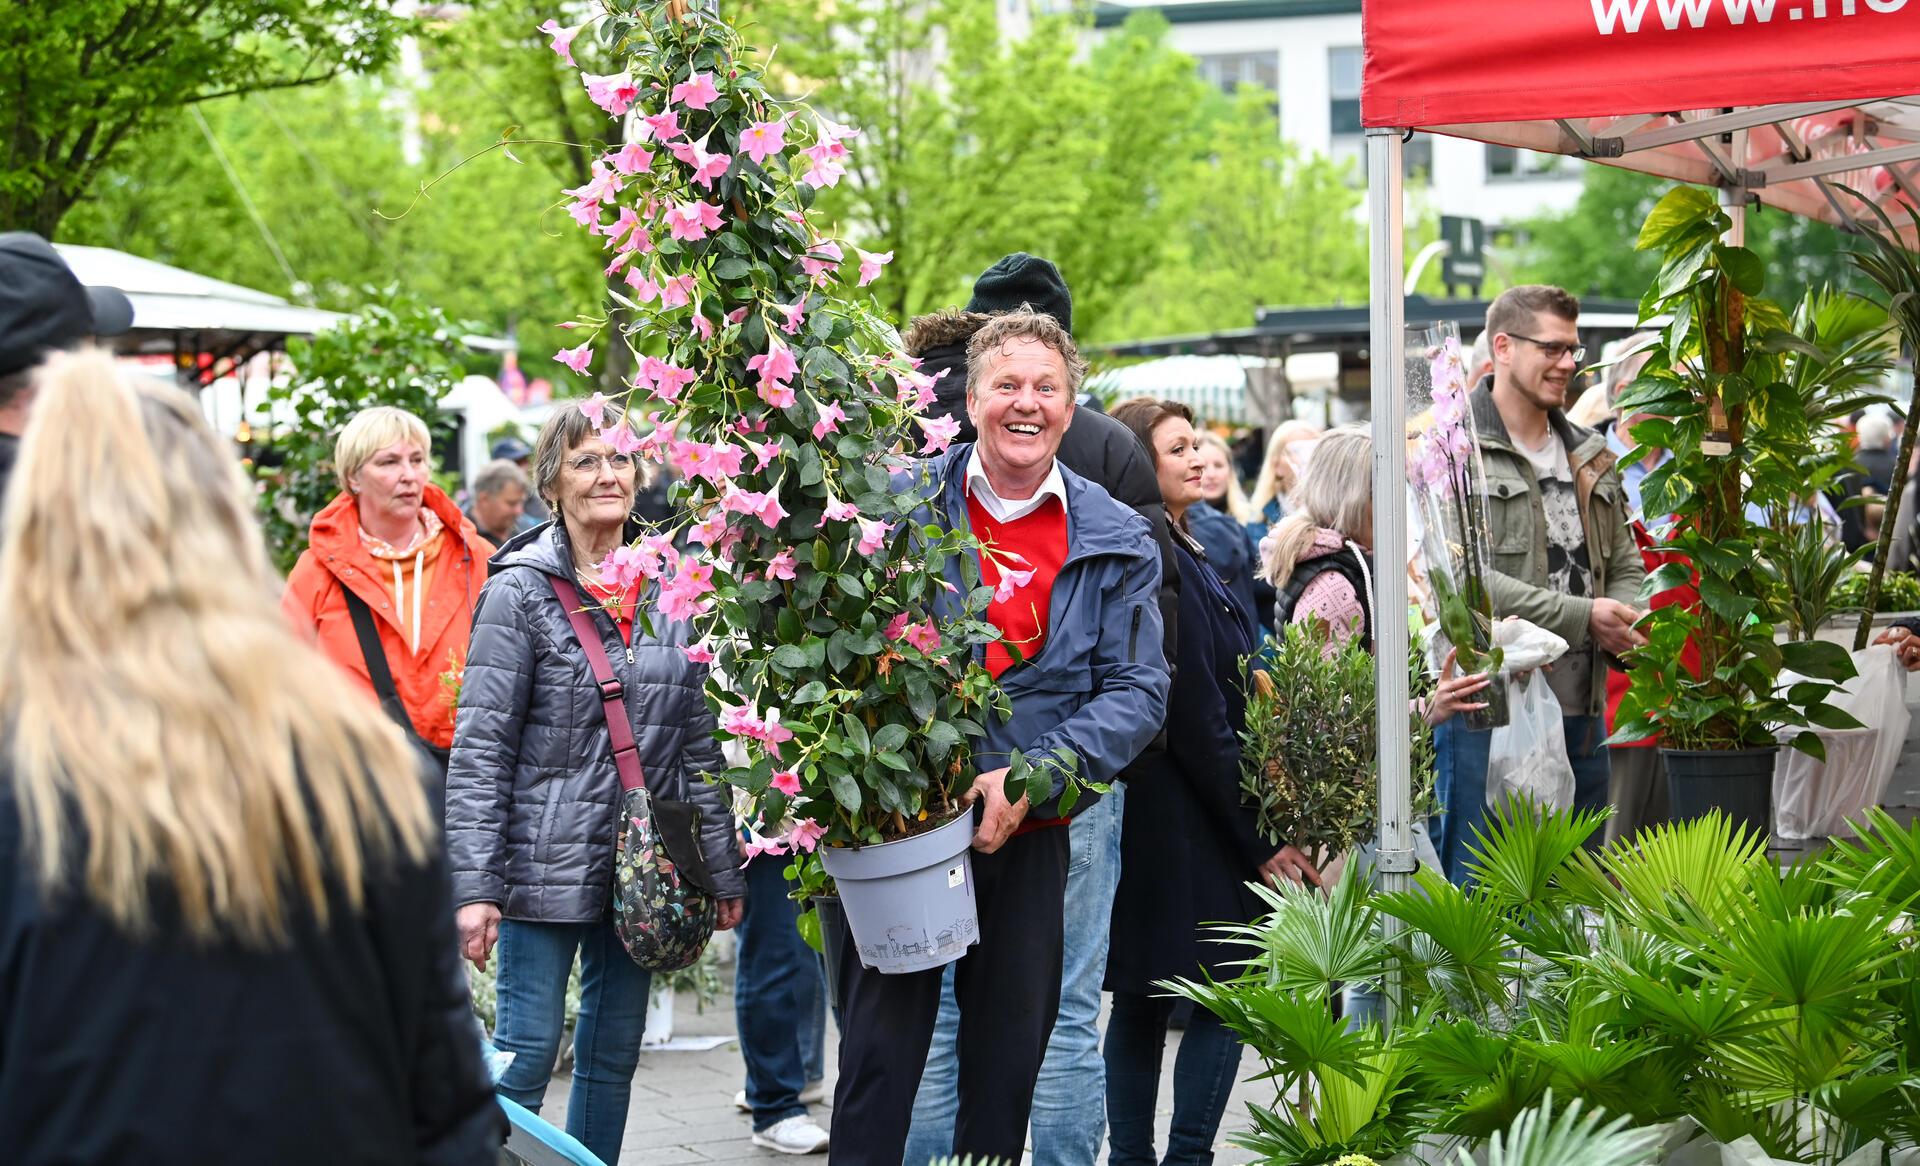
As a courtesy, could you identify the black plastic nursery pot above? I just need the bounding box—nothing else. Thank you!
[1660,745,1777,839]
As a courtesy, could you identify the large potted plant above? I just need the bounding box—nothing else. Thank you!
[537,1,1089,974]
[1609,187,1863,834]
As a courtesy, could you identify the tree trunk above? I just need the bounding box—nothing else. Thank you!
[0,185,76,239]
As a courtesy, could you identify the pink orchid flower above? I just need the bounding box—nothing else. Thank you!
[671,71,721,110]
[555,343,594,374]
[609,141,655,176]
[538,19,582,66]
[856,517,892,556]
[580,391,610,428]
[739,118,788,166]
[666,200,723,242]
[582,71,639,117]
[812,399,847,441]
[767,549,797,580]
[855,248,893,287]
[918,413,962,455]
[769,769,802,797]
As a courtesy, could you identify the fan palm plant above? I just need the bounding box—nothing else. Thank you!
[1167,804,1920,1165]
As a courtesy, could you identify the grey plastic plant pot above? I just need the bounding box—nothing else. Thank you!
[1661,745,1777,840]
[818,809,980,975]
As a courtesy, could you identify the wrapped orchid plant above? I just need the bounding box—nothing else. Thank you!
[537,2,1077,869]
[1408,326,1507,728]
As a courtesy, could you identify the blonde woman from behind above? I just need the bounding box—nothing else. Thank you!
[0,351,502,1166]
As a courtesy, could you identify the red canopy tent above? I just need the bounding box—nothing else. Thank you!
[1356,0,1920,988]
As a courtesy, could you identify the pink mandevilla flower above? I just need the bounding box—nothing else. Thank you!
[555,343,594,374]
[884,611,911,640]
[798,240,843,280]
[538,19,582,66]
[767,549,797,580]
[903,620,941,654]
[919,413,962,455]
[683,642,717,665]
[747,341,798,392]
[785,818,827,853]
[687,511,730,547]
[775,298,807,335]
[739,119,788,166]
[642,109,684,141]
[753,438,783,471]
[758,381,796,409]
[993,567,1037,604]
[769,769,802,797]
[812,399,847,441]
[856,517,892,556]
[669,140,731,190]
[625,270,660,300]
[565,199,602,230]
[660,274,698,309]
[580,391,610,428]
[855,248,893,287]
[691,314,715,340]
[597,544,648,589]
[797,144,846,189]
[582,71,639,117]
[609,141,655,176]
[819,497,860,526]
[666,201,723,242]
[671,71,721,110]
[564,163,623,205]
[599,424,644,457]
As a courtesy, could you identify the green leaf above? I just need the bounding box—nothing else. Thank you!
[1779,639,1855,681]
[1714,244,1766,296]
[792,680,829,704]
[826,765,862,813]
[713,257,752,280]
[1637,186,1719,251]
[803,345,849,384]
[772,644,811,670]
[872,723,910,754]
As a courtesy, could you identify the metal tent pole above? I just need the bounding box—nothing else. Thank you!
[1366,127,1414,1030]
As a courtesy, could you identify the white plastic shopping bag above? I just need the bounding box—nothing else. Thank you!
[1486,671,1576,811]
[1772,643,1909,839]
[1493,617,1570,675]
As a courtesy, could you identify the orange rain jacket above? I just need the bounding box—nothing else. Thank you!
[282,485,495,750]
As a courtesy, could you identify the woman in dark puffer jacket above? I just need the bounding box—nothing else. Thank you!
[445,401,745,1165]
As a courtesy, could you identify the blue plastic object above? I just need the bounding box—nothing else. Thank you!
[496,1094,606,1166]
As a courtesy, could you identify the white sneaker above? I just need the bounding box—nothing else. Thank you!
[752,1114,831,1155]
[735,1081,827,1111]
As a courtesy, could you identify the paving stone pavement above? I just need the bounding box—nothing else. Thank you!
[534,975,1275,1166]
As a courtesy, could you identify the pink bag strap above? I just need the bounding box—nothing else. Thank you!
[549,574,646,793]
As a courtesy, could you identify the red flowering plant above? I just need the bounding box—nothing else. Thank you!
[537,2,1085,874]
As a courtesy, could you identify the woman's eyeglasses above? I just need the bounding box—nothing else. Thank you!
[567,453,636,475]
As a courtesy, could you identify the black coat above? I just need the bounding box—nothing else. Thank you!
[0,757,503,1165]
[905,310,1180,672]
[1188,502,1261,643]
[1105,532,1269,994]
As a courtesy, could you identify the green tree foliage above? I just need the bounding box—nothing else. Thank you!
[257,291,473,572]
[1516,165,1863,306]
[0,0,411,236]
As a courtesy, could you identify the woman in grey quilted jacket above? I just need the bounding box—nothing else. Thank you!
[445,401,745,1164]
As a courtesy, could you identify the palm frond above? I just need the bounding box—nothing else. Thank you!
[1463,1093,1662,1166]
[1461,797,1607,922]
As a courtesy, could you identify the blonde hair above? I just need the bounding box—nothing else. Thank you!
[0,350,433,946]
[1260,425,1372,588]
[334,405,432,494]
[965,310,1089,397]
[1248,419,1323,520]
[1196,431,1251,523]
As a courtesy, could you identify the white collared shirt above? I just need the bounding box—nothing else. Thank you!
[964,451,1068,523]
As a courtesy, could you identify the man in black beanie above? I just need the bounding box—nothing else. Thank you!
[899,253,1177,1166]
[0,233,134,512]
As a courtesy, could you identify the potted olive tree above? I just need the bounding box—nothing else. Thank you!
[538,0,1088,974]
[1609,187,1864,834]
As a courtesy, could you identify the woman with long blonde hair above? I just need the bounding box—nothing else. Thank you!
[0,351,501,1165]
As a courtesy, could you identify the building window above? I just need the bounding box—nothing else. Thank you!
[1328,47,1430,183]
[1198,51,1279,99]
[1486,145,1566,180]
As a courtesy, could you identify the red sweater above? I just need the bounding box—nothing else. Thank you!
[967,493,1069,677]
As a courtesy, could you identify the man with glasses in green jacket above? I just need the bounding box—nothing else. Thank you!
[1432,284,1647,882]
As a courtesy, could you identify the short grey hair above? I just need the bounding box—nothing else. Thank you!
[472,458,528,498]
[530,400,650,509]
[1858,411,1895,451]
[964,309,1088,398]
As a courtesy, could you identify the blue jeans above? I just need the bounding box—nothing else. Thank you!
[903,785,1126,1166]
[735,854,829,1132]
[1432,709,1611,886]
[1104,991,1244,1166]
[493,917,652,1165]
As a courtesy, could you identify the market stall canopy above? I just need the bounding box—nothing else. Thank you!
[1362,1,1920,235]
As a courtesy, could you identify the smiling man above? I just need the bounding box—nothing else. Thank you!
[829,311,1169,1166]
[1431,285,1647,882]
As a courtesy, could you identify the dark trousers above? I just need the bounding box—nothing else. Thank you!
[1104,992,1245,1166]
[828,826,1071,1166]
[736,854,830,1132]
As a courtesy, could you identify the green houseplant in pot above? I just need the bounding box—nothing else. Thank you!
[536,0,1089,975]
[1609,187,1864,834]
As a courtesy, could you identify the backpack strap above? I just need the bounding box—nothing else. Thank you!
[1274,549,1374,650]
[549,575,647,794]
[339,581,439,754]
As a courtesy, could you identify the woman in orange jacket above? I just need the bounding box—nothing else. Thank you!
[282,406,498,766]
